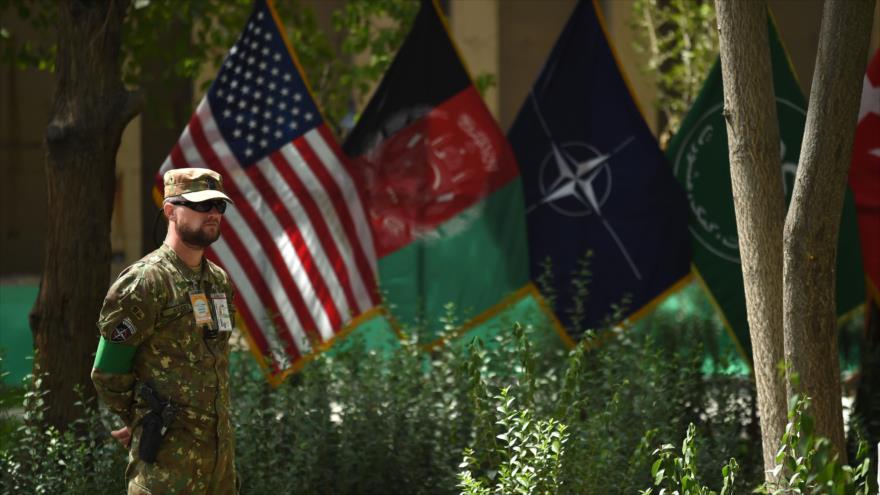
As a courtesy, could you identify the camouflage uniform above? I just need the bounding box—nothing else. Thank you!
[92,168,238,494]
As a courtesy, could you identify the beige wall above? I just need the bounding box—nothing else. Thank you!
[497,0,576,131]
[450,0,501,117]
[602,0,658,133]
[110,118,143,276]
[770,0,880,97]
[451,0,663,134]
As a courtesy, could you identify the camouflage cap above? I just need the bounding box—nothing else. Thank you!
[163,168,233,203]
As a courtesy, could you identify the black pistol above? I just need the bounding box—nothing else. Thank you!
[138,382,177,464]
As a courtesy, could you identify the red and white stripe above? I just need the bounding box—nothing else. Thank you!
[158,99,379,370]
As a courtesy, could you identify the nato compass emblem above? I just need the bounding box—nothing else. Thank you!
[525,92,642,280]
[529,138,634,218]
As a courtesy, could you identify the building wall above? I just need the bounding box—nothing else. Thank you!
[450,0,501,118]
[497,0,577,131]
[0,14,142,280]
[0,13,52,278]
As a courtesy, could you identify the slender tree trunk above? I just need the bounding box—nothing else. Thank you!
[714,0,788,479]
[28,0,141,431]
[782,0,875,463]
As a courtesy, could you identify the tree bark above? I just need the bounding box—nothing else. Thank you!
[714,0,788,479]
[29,0,142,431]
[782,0,875,463]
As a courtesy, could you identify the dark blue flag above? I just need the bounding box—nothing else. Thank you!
[508,0,691,335]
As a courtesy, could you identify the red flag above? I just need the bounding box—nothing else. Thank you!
[849,48,880,304]
[154,0,379,380]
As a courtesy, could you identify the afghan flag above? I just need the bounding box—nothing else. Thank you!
[343,0,543,343]
[508,0,691,337]
[666,17,865,358]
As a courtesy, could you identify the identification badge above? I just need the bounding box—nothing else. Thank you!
[211,293,233,332]
[189,291,214,327]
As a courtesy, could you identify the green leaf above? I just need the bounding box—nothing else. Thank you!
[651,460,664,483]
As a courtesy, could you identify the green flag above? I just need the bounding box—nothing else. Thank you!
[666,19,864,359]
[343,0,564,346]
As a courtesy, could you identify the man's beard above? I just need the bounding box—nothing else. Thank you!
[178,223,220,248]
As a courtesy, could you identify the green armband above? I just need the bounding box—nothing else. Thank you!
[93,337,137,374]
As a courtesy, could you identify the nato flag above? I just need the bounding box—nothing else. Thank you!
[508,0,691,336]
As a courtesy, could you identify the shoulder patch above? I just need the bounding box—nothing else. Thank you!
[110,318,137,343]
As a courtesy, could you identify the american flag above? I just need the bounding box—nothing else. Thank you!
[156,0,379,378]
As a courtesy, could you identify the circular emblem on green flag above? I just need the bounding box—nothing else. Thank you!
[672,98,805,264]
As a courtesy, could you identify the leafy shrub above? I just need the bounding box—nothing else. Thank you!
[757,395,874,494]
[1,303,870,494]
[458,387,568,495]
[641,423,738,495]
[637,395,874,495]
[0,377,126,494]
[455,318,762,494]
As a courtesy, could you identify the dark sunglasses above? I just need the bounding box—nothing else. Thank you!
[171,199,228,214]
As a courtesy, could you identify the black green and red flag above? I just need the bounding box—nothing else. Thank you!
[666,16,865,359]
[343,0,566,345]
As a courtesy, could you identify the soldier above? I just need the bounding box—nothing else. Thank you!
[92,168,238,494]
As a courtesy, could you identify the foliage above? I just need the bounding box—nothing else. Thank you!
[229,317,570,495]
[631,0,718,147]
[637,395,875,495]
[641,423,738,495]
[0,0,417,135]
[2,309,875,494]
[0,305,745,494]
[1,0,498,137]
[458,388,567,495]
[0,1,56,71]
[0,256,862,494]
[456,316,762,494]
[0,376,126,494]
[757,395,874,494]
[0,356,24,450]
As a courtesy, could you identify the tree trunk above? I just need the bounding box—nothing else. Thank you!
[782,0,875,463]
[29,0,141,432]
[714,0,788,479]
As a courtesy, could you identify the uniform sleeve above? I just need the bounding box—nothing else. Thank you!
[91,264,161,424]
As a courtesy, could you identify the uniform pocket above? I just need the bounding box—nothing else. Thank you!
[158,302,192,326]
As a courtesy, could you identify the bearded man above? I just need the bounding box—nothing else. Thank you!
[92,168,238,494]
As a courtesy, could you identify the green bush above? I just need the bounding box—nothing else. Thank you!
[0,377,126,494]
[454,318,762,494]
[636,395,873,495]
[1,307,870,494]
[758,395,874,494]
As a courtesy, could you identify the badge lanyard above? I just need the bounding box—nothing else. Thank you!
[189,290,214,328]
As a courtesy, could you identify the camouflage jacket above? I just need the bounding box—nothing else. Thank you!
[91,243,235,445]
